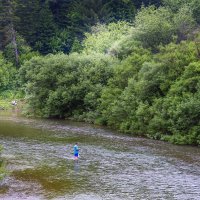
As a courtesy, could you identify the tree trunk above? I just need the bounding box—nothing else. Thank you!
[10,23,19,65]
[8,0,19,66]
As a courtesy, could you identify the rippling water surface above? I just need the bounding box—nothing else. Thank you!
[0,111,200,200]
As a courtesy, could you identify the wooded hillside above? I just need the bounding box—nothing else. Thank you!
[1,0,200,145]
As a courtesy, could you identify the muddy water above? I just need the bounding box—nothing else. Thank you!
[0,111,200,200]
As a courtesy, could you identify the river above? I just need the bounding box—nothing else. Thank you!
[0,111,200,200]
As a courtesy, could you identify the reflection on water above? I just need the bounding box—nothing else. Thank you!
[74,160,80,174]
[0,111,200,200]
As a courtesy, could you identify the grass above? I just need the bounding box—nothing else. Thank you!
[0,90,25,111]
[0,99,12,110]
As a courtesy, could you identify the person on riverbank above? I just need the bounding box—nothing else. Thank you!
[74,143,79,160]
[11,100,17,106]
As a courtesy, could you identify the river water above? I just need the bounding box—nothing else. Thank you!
[0,111,200,200]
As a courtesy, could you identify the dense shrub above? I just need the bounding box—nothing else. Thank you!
[150,62,200,145]
[0,53,16,91]
[20,53,118,118]
[97,41,200,145]
[83,22,131,54]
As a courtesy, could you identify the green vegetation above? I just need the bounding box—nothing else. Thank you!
[19,53,117,118]
[1,0,200,145]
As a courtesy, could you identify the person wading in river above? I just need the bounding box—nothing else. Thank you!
[74,143,79,160]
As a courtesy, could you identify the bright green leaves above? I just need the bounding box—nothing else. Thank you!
[83,22,131,54]
[20,53,117,118]
[97,40,200,145]
[146,44,200,144]
[133,5,195,50]
[134,6,174,49]
[0,53,16,91]
[163,0,200,23]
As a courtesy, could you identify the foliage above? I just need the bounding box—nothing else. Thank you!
[133,6,174,50]
[3,35,39,65]
[49,29,74,54]
[0,53,16,91]
[163,0,200,23]
[97,47,152,126]
[97,40,200,145]
[70,37,83,53]
[83,22,131,54]
[133,5,195,50]
[150,61,200,145]
[67,0,136,34]
[173,4,196,41]
[0,0,18,49]
[19,53,118,118]
[7,0,137,55]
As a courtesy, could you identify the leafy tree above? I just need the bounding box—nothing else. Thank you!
[150,61,200,145]
[108,34,142,59]
[130,41,198,135]
[133,5,195,50]
[133,6,174,50]
[163,0,200,23]
[19,53,117,118]
[97,40,200,140]
[0,53,16,91]
[173,4,196,42]
[49,29,74,53]
[83,22,131,54]
[97,46,151,127]
[3,35,39,65]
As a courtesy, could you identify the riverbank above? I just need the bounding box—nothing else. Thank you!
[5,101,199,147]
[0,99,12,110]
[0,98,25,112]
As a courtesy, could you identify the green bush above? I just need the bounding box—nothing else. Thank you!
[19,53,118,118]
[149,61,200,145]
[83,22,131,54]
[134,6,174,50]
[97,40,200,145]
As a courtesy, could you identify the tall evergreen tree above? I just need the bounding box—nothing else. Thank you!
[0,0,19,65]
[16,0,57,54]
[15,0,41,47]
[105,0,136,22]
[34,1,57,54]
[49,0,72,28]
[67,0,136,36]
[132,0,162,8]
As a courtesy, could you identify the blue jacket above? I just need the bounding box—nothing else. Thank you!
[74,145,79,155]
